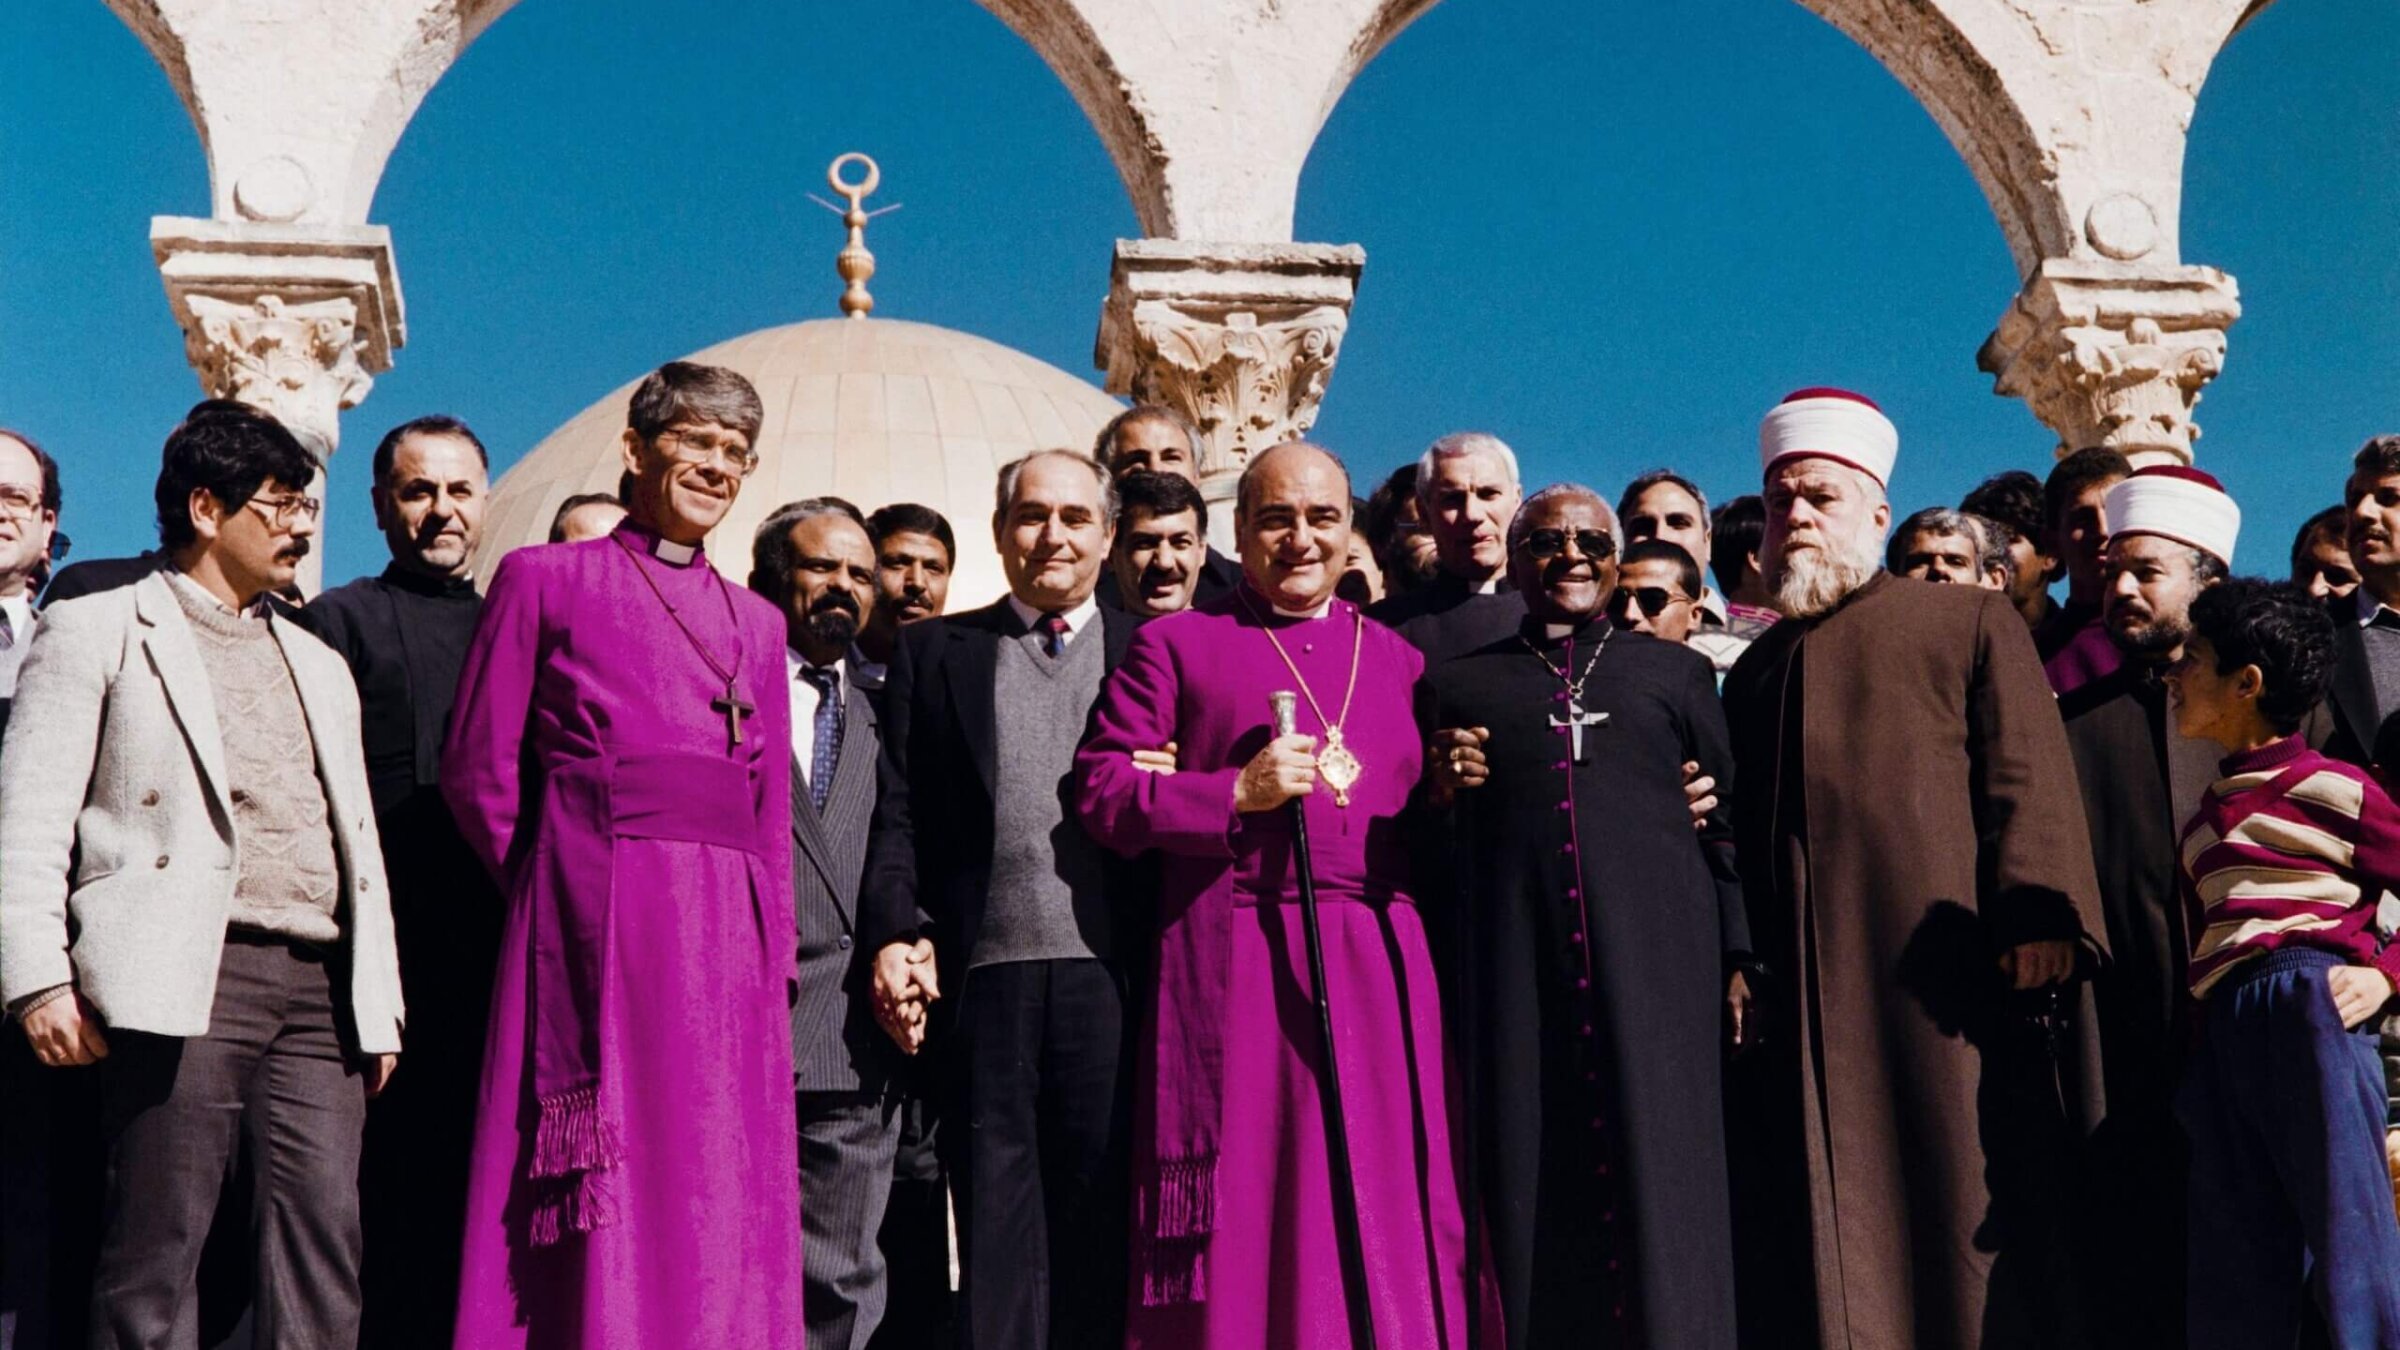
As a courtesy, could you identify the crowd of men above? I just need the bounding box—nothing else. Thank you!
[0,367,2398,1350]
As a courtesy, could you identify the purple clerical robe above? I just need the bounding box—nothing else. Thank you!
[1077,589,1486,1350]
[443,522,801,1349]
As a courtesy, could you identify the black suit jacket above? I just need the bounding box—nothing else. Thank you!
[859,600,1152,979]
[2326,589,2382,765]
[791,665,891,1092]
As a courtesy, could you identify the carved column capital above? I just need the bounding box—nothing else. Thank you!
[1097,240,1365,543]
[1977,259,2239,468]
[151,217,406,463]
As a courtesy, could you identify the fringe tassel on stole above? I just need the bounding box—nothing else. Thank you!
[1140,1154,1219,1306]
[527,1084,624,1247]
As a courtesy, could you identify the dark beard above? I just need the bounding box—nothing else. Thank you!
[2109,611,2188,660]
[804,608,860,648]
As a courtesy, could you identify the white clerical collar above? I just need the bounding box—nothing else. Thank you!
[1272,598,1335,621]
[1007,592,1102,640]
[1472,575,1501,595]
[618,521,701,567]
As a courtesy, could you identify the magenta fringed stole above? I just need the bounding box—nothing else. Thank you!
[523,758,626,1247]
[1138,869,1237,1305]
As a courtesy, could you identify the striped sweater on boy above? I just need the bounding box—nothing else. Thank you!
[2176,736,2400,999]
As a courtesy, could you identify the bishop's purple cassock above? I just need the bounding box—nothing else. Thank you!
[1077,588,1489,1350]
[442,521,801,1349]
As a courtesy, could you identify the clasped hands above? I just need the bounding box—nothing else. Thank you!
[873,938,941,1054]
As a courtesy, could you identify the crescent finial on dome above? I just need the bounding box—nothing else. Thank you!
[826,153,883,319]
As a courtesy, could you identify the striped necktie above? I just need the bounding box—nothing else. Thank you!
[801,666,843,813]
[1041,612,1071,659]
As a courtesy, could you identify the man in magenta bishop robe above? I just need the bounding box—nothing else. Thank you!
[1077,441,1487,1349]
[443,361,801,1349]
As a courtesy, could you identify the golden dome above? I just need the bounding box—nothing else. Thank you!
[473,317,1126,606]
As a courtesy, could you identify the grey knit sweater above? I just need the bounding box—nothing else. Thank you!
[170,575,342,943]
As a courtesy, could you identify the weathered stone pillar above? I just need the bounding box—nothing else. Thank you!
[152,218,406,592]
[1977,259,2240,468]
[1097,240,1365,551]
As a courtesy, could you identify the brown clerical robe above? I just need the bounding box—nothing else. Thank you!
[1721,572,2107,1350]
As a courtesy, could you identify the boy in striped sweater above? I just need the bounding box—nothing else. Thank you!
[2168,578,2400,1347]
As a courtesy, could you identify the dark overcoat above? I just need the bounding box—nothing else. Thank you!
[1721,572,2107,1350]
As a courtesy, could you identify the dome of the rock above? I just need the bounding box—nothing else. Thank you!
[472,317,1127,606]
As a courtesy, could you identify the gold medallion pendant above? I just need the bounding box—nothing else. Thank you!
[1317,728,1364,807]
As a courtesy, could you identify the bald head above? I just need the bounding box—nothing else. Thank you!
[1236,441,1355,612]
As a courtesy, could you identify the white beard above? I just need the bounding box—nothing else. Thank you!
[1769,531,1882,619]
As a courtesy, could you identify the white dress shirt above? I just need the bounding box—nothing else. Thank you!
[1006,592,1103,646]
[786,649,847,781]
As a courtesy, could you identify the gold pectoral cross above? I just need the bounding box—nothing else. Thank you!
[1551,701,1608,762]
[712,678,756,754]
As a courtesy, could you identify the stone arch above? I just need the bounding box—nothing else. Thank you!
[101,0,524,226]
[973,0,1440,240]
[1791,0,2270,276]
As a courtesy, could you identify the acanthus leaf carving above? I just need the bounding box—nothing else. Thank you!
[1977,259,2239,467]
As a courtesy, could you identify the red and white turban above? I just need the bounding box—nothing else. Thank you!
[2104,466,2241,567]
[1759,387,1899,488]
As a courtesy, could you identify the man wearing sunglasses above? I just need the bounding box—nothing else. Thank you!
[1609,539,1706,646]
[0,401,402,1346]
[1421,483,1748,1347]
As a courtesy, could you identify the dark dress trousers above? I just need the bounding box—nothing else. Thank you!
[302,566,494,1350]
[859,600,1152,1349]
[788,665,907,1350]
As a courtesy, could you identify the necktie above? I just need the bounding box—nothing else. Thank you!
[802,666,843,813]
[0,608,16,651]
[1042,612,1071,659]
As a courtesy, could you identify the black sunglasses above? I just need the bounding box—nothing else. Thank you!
[1518,528,1616,561]
[1606,585,1689,619]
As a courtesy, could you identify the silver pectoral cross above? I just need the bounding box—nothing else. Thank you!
[1551,701,1609,762]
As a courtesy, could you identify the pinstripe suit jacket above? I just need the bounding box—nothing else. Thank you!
[791,662,891,1093]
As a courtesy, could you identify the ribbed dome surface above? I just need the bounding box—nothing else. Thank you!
[474,317,1127,605]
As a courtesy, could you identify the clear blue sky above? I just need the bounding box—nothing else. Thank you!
[1,0,2392,590]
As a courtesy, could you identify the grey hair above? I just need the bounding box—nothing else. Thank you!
[1416,432,1521,499]
[1093,404,1202,464]
[1506,483,1619,554]
[1888,506,2008,580]
[994,449,1119,529]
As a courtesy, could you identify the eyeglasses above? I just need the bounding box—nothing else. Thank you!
[0,486,44,520]
[657,427,761,479]
[1517,528,1615,561]
[244,493,322,527]
[1606,586,1690,619]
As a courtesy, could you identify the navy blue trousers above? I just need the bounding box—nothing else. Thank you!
[2179,947,2400,1350]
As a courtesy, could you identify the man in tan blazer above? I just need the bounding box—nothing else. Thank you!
[0,401,403,1349]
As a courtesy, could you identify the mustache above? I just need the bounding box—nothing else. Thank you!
[808,592,861,619]
[277,539,312,563]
